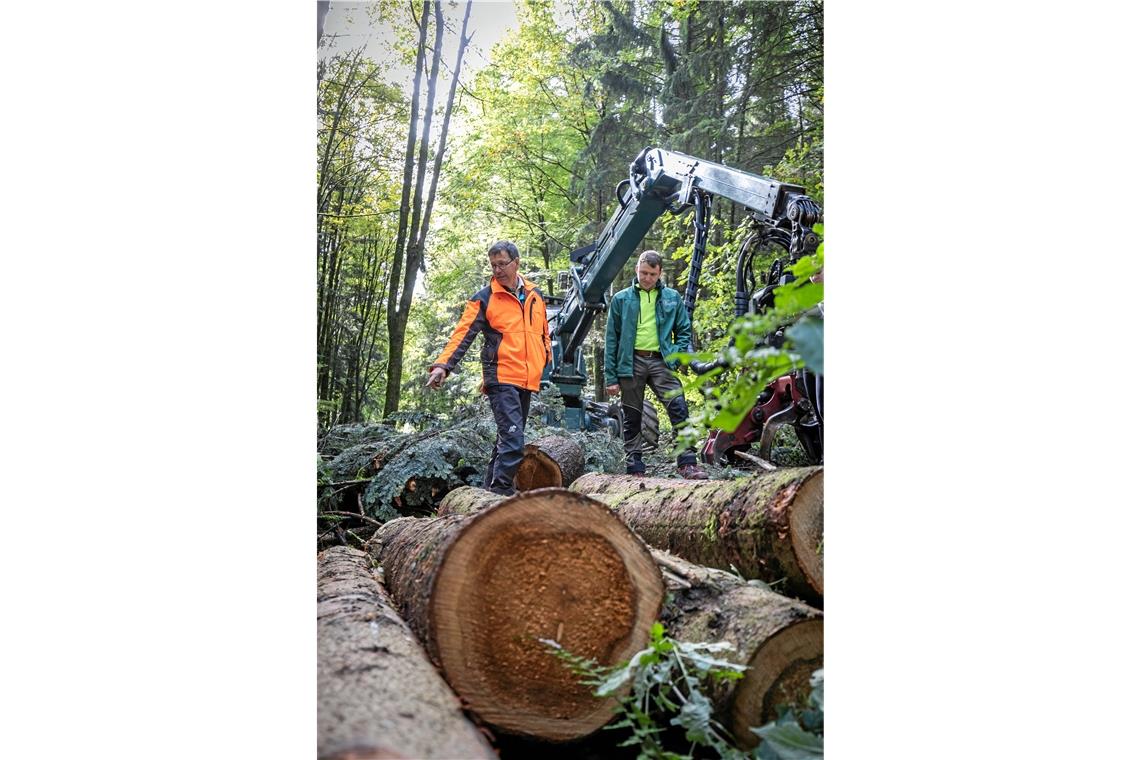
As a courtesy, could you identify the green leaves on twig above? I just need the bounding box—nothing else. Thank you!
[542,622,748,759]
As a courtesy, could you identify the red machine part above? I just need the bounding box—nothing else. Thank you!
[700,373,804,464]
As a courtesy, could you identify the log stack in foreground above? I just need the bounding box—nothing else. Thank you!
[513,434,586,490]
[571,468,823,603]
[317,546,495,760]
[437,489,823,750]
[655,549,822,749]
[367,487,665,742]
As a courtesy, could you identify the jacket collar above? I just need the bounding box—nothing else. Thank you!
[490,275,535,295]
[630,276,664,292]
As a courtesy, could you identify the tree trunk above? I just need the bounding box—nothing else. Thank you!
[317,546,496,760]
[365,488,664,741]
[384,1,472,416]
[383,1,431,416]
[654,548,822,749]
[514,434,586,490]
[570,468,823,603]
[317,1,330,47]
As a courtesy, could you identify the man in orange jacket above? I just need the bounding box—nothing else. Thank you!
[426,241,552,496]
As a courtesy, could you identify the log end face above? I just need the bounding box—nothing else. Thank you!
[430,489,664,740]
[514,448,562,491]
[730,618,823,749]
[787,469,824,597]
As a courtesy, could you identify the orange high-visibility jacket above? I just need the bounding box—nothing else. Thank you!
[431,276,552,391]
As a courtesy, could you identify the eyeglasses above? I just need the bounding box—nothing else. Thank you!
[490,259,517,271]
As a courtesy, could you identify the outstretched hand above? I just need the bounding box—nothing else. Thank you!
[426,366,447,389]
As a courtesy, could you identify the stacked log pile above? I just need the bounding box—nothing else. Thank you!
[365,488,665,742]
[435,487,824,749]
[570,468,824,604]
[317,546,495,760]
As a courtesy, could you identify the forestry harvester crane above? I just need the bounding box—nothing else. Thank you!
[544,147,823,464]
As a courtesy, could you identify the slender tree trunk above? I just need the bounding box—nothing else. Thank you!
[316,1,330,47]
[384,1,471,416]
[383,1,431,415]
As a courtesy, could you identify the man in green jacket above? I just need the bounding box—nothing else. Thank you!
[604,250,709,479]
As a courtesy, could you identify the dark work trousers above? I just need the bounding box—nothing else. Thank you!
[619,353,697,474]
[482,383,532,494]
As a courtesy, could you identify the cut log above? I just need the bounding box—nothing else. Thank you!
[435,485,503,516]
[570,468,823,602]
[513,434,586,490]
[316,546,495,760]
[365,487,665,742]
[653,548,822,749]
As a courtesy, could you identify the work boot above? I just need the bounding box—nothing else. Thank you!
[678,463,709,480]
[625,456,646,476]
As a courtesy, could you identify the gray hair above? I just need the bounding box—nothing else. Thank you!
[487,240,520,261]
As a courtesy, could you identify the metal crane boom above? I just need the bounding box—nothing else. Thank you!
[547,146,817,431]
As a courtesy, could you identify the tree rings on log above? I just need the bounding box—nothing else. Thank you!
[367,488,665,742]
[316,547,496,760]
[513,434,586,490]
[571,468,824,603]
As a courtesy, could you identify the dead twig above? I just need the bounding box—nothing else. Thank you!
[319,510,384,528]
[732,449,777,471]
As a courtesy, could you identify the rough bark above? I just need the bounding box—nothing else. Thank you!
[570,468,823,603]
[654,549,822,749]
[365,488,665,742]
[514,434,586,490]
[317,547,495,760]
[435,485,503,517]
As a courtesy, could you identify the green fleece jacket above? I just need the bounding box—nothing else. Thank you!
[604,277,692,385]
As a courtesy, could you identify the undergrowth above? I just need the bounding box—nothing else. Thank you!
[542,623,824,759]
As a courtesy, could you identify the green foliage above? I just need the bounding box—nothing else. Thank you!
[318,421,398,457]
[543,628,824,759]
[361,417,497,519]
[671,232,823,447]
[752,670,824,760]
[786,317,823,375]
[542,622,750,760]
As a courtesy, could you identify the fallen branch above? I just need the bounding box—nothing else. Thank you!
[319,511,383,528]
[732,449,777,471]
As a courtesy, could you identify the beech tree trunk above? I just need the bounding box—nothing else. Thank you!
[366,488,665,742]
[514,434,586,490]
[317,546,495,760]
[654,549,822,749]
[570,468,823,603]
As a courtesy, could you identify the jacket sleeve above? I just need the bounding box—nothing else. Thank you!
[431,298,486,374]
[539,292,552,367]
[603,296,619,386]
